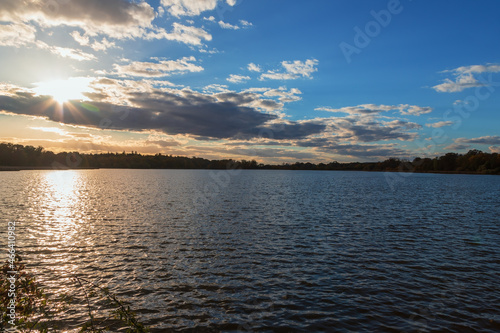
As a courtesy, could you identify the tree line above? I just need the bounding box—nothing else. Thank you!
[1,142,499,174]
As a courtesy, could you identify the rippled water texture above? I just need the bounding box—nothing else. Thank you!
[1,169,499,332]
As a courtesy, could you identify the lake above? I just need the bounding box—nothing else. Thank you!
[1,169,499,332]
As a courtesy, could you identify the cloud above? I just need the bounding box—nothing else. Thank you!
[203,84,230,94]
[455,135,500,145]
[214,91,283,112]
[70,30,89,46]
[489,146,500,153]
[0,80,322,141]
[160,0,236,17]
[220,146,317,160]
[239,20,252,27]
[398,104,433,116]
[432,74,482,93]
[425,121,453,128]
[70,31,117,51]
[113,56,203,77]
[0,22,37,47]
[0,0,211,51]
[315,104,432,116]
[227,74,250,83]
[333,118,420,143]
[444,143,470,151]
[296,139,409,159]
[47,45,97,61]
[0,78,434,161]
[216,19,252,30]
[247,63,261,72]
[0,0,156,39]
[446,64,500,75]
[146,23,212,46]
[216,87,302,112]
[218,20,239,30]
[0,22,96,61]
[89,38,116,51]
[312,105,423,143]
[262,87,302,103]
[433,63,500,93]
[260,59,319,80]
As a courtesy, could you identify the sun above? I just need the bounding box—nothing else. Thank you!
[34,77,93,104]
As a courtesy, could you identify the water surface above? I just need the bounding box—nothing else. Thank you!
[1,169,499,332]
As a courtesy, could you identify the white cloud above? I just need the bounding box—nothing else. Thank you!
[282,59,318,78]
[447,64,500,75]
[239,20,252,27]
[0,22,37,47]
[489,146,500,153]
[203,16,216,21]
[260,59,319,80]
[70,31,116,51]
[157,6,165,17]
[70,30,89,46]
[49,46,96,61]
[398,104,433,116]
[218,20,239,30]
[226,0,237,6]
[263,87,302,103]
[114,56,203,77]
[90,38,116,52]
[247,63,262,72]
[227,74,250,83]
[433,63,500,93]
[260,72,297,81]
[160,0,219,17]
[203,84,231,93]
[425,121,453,128]
[215,19,251,30]
[433,74,482,93]
[146,23,212,46]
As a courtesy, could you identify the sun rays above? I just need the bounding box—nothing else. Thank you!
[33,77,93,104]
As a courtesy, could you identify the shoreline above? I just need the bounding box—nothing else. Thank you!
[0,166,497,176]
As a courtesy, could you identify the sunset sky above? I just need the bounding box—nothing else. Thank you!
[1,0,499,163]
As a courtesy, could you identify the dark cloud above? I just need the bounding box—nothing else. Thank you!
[331,117,420,142]
[296,138,410,159]
[252,122,326,140]
[318,143,408,159]
[456,136,500,145]
[445,143,470,151]
[0,91,276,139]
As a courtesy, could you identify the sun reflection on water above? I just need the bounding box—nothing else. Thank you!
[30,170,92,288]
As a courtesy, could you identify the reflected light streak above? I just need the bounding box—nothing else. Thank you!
[35,171,91,286]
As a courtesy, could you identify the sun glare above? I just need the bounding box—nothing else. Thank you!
[34,77,93,104]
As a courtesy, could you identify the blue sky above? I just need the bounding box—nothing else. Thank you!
[0,0,499,163]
